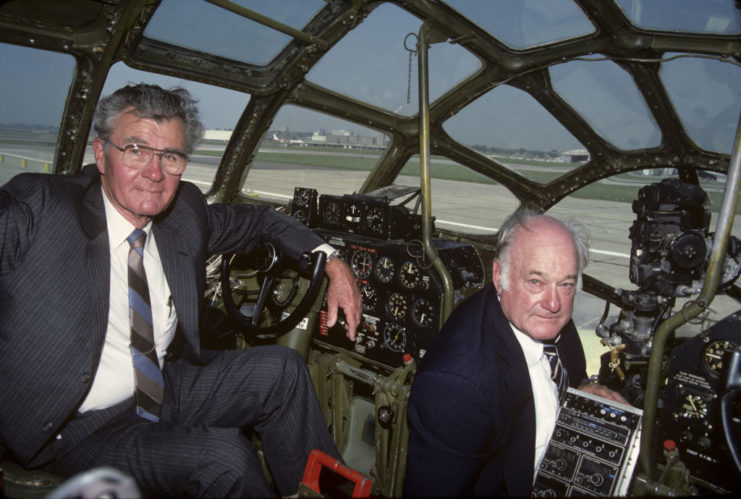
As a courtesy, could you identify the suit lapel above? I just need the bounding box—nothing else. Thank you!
[486,288,537,496]
[79,172,111,357]
[153,221,200,355]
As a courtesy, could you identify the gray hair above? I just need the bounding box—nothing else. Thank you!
[93,83,204,154]
[497,208,590,290]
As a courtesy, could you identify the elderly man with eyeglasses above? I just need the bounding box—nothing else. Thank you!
[0,83,361,497]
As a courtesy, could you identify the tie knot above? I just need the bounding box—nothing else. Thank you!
[543,342,558,355]
[127,229,146,249]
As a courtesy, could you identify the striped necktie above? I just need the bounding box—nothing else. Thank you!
[543,341,568,403]
[127,229,164,422]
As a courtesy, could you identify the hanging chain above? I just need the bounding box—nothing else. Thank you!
[404,33,418,105]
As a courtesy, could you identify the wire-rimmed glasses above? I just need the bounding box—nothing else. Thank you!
[106,142,189,176]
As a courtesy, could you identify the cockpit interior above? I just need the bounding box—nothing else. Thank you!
[1,0,740,496]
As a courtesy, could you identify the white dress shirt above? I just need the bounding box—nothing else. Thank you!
[511,324,561,483]
[79,189,336,414]
[78,188,177,413]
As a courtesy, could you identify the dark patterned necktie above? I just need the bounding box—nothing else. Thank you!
[127,229,164,422]
[543,342,568,403]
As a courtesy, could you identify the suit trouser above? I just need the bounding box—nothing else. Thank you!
[44,345,340,497]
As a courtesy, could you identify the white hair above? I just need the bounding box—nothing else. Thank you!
[497,209,589,290]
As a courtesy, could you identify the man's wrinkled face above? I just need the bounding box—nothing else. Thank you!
[94,110,186,229]
[493,217,579,341]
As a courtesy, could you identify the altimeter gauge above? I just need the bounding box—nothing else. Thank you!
[363,204,386,237]
[399,260,421,289]
[412,297,435,328]
[386,292,408,321]
[350,250,373,279]
[383,323,407,352]
[679,393,708,420]
[319,196,343,228]
[374,256,395,283]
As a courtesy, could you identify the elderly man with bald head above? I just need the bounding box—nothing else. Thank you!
[404,209,625,497]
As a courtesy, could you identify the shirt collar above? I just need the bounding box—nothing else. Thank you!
[101,185,152,251]
[495,293,547,366]
[511,325,545,367]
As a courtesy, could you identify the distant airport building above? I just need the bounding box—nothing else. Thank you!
[307,130,388,150]
[202,127,388,151]
[562,149,590,162]
[204,129,233,141]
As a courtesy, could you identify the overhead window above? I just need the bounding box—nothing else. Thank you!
[143,0,327,65]
[614,0,741,34]
[444,0,595,49]
[550,58,661,150]
[444,84,585,183]
[661,54,741,154]
[307,2,480,117]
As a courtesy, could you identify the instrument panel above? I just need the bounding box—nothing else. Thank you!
[290,186,485,368]
[534,388,643,496]
[292,186,429,240]
[315,230,484,367]
[660,310,741,493]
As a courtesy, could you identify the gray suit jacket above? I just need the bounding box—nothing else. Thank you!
[0,164,324,465]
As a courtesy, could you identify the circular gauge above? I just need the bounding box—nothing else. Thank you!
[375,256,395,283]
[360,284,378,312]
[383,323,407,352]
[350,250,373,278]
[399,260,421,289]
[364,205,385,235]
[345,202,362,226]
[679,393,709,420]
[323,199,342,226]
[703,339,737,377]
[386,292,408,320]
[412,297,435,328]
[296,189,312,206]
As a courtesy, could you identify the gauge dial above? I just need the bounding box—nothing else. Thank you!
[383,323,407,352]
[364,204,385,236]
[350,250,373,279]
[345,202,362,227]
[360,284,378,312]
[399,260,421,289]
[386,292,408,320]
[412,297,435,328]
[294,188,312,207]
[322,199,342,226]
[375,256,395,283]
[679,393,708,420]
[703,339,737,377]
[291,188,315,225]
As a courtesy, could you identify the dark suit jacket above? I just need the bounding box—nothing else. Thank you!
[0,164,325,466]
[403,283,587,497]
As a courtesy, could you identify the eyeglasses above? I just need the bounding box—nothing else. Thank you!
[106,142,189,176]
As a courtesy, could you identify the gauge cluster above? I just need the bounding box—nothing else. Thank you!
[290,186,484,368]
[660,311,741,492]
[315,229,484,368]
[292,186,429,240]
